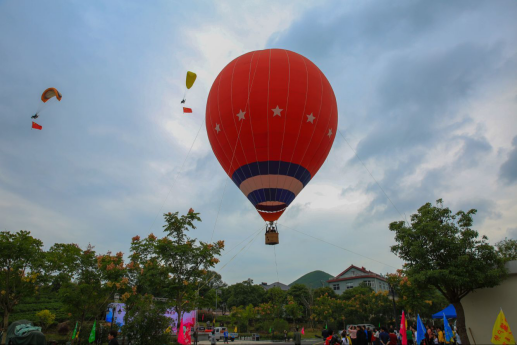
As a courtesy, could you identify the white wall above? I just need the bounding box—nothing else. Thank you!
[461,260,517,345]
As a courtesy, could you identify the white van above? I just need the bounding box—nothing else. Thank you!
[213,327,228,341]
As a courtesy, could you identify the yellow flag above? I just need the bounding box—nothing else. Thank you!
[234,326,237,332]
[492,309,516,345]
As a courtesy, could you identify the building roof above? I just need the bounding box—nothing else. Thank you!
[260,282,290,291]
[327,264,387,283]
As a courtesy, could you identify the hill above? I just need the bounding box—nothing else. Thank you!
[289,270,334,289]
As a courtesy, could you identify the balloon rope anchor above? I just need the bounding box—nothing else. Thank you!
[265,222,279,245]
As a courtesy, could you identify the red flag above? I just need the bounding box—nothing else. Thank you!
[183,107,192,113]
[32,122,42,130]
[401,310,407,345]
[301,327,305,335]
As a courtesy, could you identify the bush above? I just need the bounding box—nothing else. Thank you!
[35,310,56,330]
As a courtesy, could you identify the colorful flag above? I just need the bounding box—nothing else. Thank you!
[492,309,516,345]
[269,327,272,333]
[400,311,407,345]
[443,313,453,342]
[88,320,96,343]
[32,122,42,130]
[178,319,186,344]
[72,321,78,340]
[234,326,237,332]
[325,322,328,330]
[301,327,305,335]
[183,107,192,113]
[416,314,426,345]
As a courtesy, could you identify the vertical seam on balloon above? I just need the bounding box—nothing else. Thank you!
[229,52,263,206]
[215,57,259,206]
[266,49,272,197]
[311,89,337,177]
[283,62,325,198]
[273,49,291,205]
[244,51,268,205]
[207,76,235,175]
[278,54,309,201]
[303,92,335,183]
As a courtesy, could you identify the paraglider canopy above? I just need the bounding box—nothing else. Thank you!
[186,71,197,89]
[41,88,62,103]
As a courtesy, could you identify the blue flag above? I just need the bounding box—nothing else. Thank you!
[416,314,426,345]
[443,313,453,342]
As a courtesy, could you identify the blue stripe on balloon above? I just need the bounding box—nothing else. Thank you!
[231,161,312,187]
[247,188,296,206]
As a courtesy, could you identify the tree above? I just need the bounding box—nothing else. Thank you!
[225,280,265,308]
[128,211,223,330]
[121,294,171,345]
[264,287,286,319]
[495,238,517,262]
[287,284,311,322]
[389,199,507,345]
[0,231,44,345]
[35,310,56,331]
[284,296,303,326]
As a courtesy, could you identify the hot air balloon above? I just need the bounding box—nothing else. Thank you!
[181,71,197,104]
[31,87,62,119]
[206,49,338,245]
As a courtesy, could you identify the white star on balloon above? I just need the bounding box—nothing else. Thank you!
[306,113,315,124]
[272,105,283,117]
[215,123,221,133]
[236,109,246,120]
[327,128,333,138]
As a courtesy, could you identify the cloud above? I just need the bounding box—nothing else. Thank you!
[499,136,517,185]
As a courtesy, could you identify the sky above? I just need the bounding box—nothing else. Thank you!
[0,0,516,286]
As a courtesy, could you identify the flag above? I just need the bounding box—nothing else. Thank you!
[234,326,237,332]
[416,314,426,345]
[443,313,453,342]
[301,327,305,335]
[32,122,42,130]
[72,322,78,340]
[178,319,186,344]
[379,322,381,328]
[492,309,516,344]
[269,327,272,333]
[88,320,96,343]
[183,107,192,113]
[400,311,407,345]
[325,322,328,330]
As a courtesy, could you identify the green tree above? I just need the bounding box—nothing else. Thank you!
[265,287,286,319]
[284,296,303,326]
[225,280,265,308]
[495,238,517,262]
[287,284,311,322]
[389,199,507,345]
[0,231,44,345]
[128,211,223,330]
[121,294,171,345]
[35,309,56,331]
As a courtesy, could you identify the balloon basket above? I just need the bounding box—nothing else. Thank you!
[265,232,279,245]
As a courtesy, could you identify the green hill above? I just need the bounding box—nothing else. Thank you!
[289,270,334,289]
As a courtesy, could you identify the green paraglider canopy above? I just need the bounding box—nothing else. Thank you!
[6,320,46,345]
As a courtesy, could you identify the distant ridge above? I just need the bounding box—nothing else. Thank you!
[289,270,334,289]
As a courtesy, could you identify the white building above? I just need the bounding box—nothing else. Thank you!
[260,281,290,291]
[326,265,390,294]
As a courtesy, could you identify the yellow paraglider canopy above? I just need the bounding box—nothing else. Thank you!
[41,88,62,103]
[186,71,197,90]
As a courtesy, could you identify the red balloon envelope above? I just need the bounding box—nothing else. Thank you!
[206,49,338,224]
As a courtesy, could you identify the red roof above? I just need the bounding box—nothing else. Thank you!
[327,265,386,283]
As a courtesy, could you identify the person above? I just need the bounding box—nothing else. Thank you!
[367,327,373,345]
[427,326,433,345]
[433,335,439,345]
[31,114,39,119]
[224,329,229,344]
[284,329,288,342]
[323,327,330,340]
[348,326,357,345]
[193,329,198,345]
[438,327,445,345]
[108,330,119,345]
[356,326,366,345]
[325,330,334,345]
[379,328,390,345]
[373,328,380,345]
[388,330,397,345]
[211,329,217,345]
[294,327,302,345]
[407,326,414,345]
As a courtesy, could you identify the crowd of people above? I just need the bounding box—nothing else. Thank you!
[318,324,461,345]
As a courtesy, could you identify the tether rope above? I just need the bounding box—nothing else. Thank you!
[278,223,398,270]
